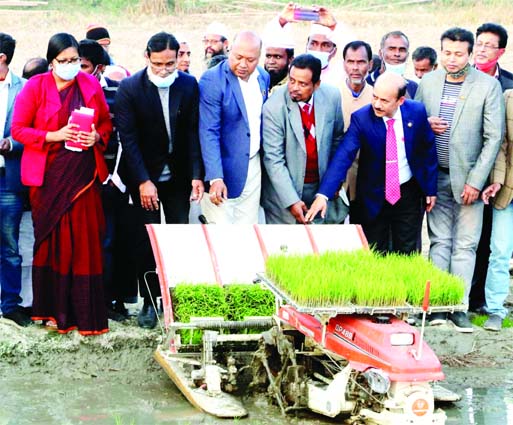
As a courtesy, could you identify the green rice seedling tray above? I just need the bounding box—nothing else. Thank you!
[260,250,467,318]
[257,273,466,319]
[171,283,276,345]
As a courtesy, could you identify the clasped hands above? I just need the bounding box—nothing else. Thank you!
[49,122,98,148]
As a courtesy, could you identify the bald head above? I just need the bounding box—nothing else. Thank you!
[229,31,262,81]
[375,72,407,98]
[372,72,407,118]
[232,31,261,50]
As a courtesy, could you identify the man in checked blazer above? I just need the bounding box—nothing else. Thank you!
[415,27,505,332]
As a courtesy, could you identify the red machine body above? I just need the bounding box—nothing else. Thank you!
[278,305,444,383]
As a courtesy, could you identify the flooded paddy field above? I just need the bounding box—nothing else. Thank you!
[1,319,512,425]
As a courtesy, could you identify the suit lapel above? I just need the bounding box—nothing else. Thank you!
[142,70,169,140]
[168,75,184,143]
[401,103,414,158]
[224,63,249,127]
[451,69,475,134]
[44,72,64,127]
[428,70,446,118]
[256,69,269,102]
[312,88,325,152]
[286,92,306,152]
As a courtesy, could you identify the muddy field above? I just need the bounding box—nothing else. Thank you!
[1,314,513,425]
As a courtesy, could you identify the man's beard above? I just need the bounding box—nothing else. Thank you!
[204,49,223,61]
[268,67,288,87]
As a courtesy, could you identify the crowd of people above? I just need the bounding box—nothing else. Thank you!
[0,3,512,336]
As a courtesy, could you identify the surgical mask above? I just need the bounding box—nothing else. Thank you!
[148,68,178,89]
[54,63,81,81]
[384,61,406,76]
[475,57,499,74]
[307,50,330,69]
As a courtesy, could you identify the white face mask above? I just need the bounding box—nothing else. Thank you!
[384,61,406,76]
[148,68,178,89]
[307,50,330,69]
[54,63,81,81]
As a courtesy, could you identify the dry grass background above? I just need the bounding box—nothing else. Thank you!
[1,2,512,80]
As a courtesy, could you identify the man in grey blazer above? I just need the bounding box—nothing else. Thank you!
[261,54,344,224]
[415,27,505,332]
[0,33,30,326]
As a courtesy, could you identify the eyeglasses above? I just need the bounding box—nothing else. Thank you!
[202,38,223,45]
[475,42,500,51]
[148,59,175,71]
[54,57,80,65]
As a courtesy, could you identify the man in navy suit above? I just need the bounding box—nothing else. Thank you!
[199,31,270,224]
[116,32,204,328]
[306,72,437,254]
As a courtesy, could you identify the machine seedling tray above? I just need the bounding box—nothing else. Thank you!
[257,273,466,319]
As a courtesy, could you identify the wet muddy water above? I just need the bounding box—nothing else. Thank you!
[2,363,512,425]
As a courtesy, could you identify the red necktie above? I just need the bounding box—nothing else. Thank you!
[300,103,319,184]
[385,119,401,205]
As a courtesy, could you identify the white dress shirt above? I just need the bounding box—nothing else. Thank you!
[238,71,263,158]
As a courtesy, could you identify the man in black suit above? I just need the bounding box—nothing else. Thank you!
[470,22,513,312]
[116,32,204,328]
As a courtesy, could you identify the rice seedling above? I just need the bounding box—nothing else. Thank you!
[224,284,275,321]
[265,250,464,308]
[172,283,275,343]
[471,314,513,329]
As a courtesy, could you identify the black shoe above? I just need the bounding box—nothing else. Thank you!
[137,300,157,329]
[112,301,129,319]
[3,310,32,327]
[448,312,473,333]
[427,312,447,326]
[107,307,128,322]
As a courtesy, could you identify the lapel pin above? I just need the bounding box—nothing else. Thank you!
[407,122,413,127]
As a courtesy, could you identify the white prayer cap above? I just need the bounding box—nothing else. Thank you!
[174,33,188,44]
[309,23,335,42]
[204,22,229,39]
[263,22,295,50]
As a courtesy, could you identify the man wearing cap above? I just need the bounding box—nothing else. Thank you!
[199,31,270,224]
[261,54,344,224]
[86,24,112,59]
[203,22,229,67]
[263,22,295,92]
[272,3,355,88]
[86,23,130,81]
[366,31,418,98]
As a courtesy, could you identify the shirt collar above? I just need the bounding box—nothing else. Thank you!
[0,69,12,86]
[383,106,402,124]
[298,94,314,109]
[238,70,259,85]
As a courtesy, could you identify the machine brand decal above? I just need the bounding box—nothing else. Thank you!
[335,324,354,340]
[332,331,385,364]
[411,398,429,416]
